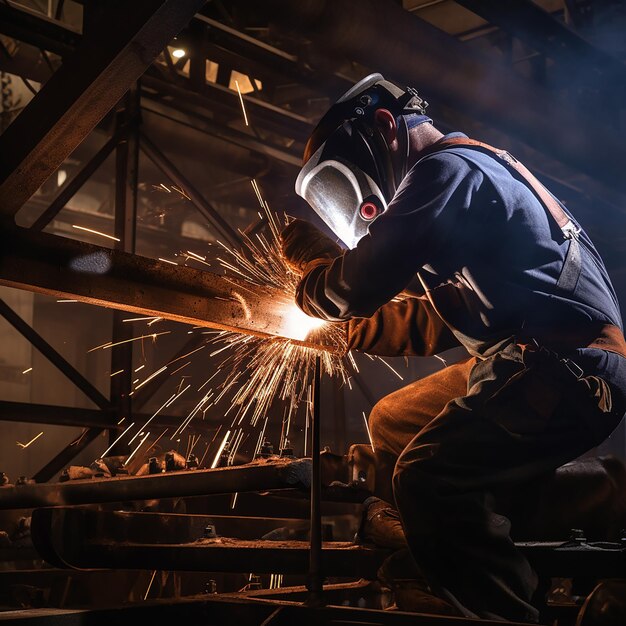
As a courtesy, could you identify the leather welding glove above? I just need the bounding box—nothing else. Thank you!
[281,219,342,274]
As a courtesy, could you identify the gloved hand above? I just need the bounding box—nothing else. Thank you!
[280,219,342,273]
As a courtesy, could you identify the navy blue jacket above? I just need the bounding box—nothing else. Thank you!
[297,134,623,358]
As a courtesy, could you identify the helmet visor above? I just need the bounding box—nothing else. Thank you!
[296,145,387,249]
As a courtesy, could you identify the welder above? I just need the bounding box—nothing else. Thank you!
[281,73,626,622]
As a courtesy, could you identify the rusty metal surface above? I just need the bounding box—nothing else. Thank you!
[44,538,386,577]
[0,227,338,349]
[0,595,529,625]
[0,459,309,509]
[31,505,385,575]
[44,509,314,544]
[0,2,80,57]
[0,0,208,218]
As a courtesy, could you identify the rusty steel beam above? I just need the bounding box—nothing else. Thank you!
[0,594,526,626]
[31,507,385,576]
[37,537,387,578]
[0,1,80,57]
[0,459,311,509]
[0,0,207,219]
[0,227,336,349]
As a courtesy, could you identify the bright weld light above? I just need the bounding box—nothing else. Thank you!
[282,304,326,341]
[171,48,186,59]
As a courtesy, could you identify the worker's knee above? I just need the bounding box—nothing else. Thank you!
[393,452,434,501]
[392,440,452,500]
[368,396,396,452]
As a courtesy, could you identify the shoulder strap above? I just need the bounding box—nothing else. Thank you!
[420,137,578,238]
[421,136,583,294]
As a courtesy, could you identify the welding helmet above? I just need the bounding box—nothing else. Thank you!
[295,73,429,248]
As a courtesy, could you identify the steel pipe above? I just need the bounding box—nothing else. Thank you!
[0,459,311,509]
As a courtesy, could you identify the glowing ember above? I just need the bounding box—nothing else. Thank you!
[72,224,120,242]
[16,431,43,449]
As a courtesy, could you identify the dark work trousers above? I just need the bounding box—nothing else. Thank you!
[369,342,626,623]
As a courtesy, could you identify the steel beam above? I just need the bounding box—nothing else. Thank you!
[109,93,141,447]
[0,0,208,219]
[38,534,626,579]
[37,537,386,578]
[141,94,302,167]
[0,298,111,410]
[454,0,626,100]
[31,130,124,231]
[306,357,324,605]
[0,459,311,509]
[139,132,242,248]
[0,596,525,626]
[0,400,208,431]
[31,506,384,575]
[142,73,312,144]
[0,226,338,348]
[263,0,626,193]
[29,508,313,546]
[0,1,80,57]
[32,428,104,483]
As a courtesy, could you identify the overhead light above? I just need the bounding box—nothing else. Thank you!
[171,48,186,59]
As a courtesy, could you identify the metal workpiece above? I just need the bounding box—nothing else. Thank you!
[39,537,387,577]
[0,594,533,626]
[0,227,340,350]
[31,506,386,575]
[0,458,311,510]
[30,508,320,545]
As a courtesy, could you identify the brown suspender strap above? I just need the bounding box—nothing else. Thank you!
[421,136,583,293]
[420,137,572,231]
[419,137,626,360]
